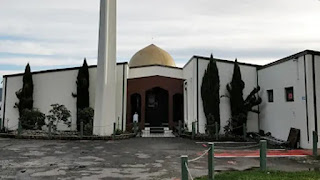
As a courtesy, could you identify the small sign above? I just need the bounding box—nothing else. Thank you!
[302,96,306,100]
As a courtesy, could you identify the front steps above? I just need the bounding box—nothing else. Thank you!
[141,127,175,137]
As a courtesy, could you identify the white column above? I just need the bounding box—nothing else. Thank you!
[93,0,117,136]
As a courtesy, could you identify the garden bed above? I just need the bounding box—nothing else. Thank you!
[0,130,136,140]
[180,132,250,142]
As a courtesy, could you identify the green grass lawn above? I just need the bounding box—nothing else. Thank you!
[195,171,320,180]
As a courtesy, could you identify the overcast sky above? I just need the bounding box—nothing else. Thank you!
[0,0,320,78]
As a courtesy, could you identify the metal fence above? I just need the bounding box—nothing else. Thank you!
[180,140,267,180]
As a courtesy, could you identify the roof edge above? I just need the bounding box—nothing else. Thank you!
[259,49,320,70]
[3,62,128,78]
[183,55,261,68]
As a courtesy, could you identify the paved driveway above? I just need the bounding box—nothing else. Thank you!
[0,137,318,180]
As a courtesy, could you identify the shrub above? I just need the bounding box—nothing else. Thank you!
[46,104,71,131]
[115,129,123,135]
[19,109,45,130]
[78,107,94,135]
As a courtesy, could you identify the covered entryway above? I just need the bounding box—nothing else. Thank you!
[127,76,184,131]
[145,87,169,127]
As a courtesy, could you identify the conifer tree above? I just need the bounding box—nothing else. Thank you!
[15,63,34,118]
[72,59,90,131]
[201,54,220,135]
[227,59,245,119]
[226,59,261,135]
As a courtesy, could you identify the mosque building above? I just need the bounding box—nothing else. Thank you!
[1,0,320,149]
[1,43,320,149]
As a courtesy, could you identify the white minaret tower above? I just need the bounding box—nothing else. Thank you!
[93,0,117,136]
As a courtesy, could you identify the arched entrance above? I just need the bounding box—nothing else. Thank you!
[145,87,168,127]
[130,93,141,123]
[173,93,184,123]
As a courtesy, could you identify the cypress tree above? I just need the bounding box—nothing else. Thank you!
[227,59,245,118]
[73,59,90,131]
[15,63,34,128]
[201,54,220,135]
[227,59,261,135]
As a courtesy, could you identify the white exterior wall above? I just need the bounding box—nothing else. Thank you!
[183,59,195,132]
[115,63,128,131]
[1,78,7,129]
[258,56,313,148]
[313,55,320,148]
[2,64,127,132]
[2,75,23,130]
[128,66,183,80]
[3,70,78,131]
[198,58,259,134]
[183,58,258,134]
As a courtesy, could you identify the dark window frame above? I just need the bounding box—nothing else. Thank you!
[285,87,294,102]
[267,89,274,103]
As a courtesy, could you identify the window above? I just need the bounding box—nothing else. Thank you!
[267,90,273,102]
[285,87,294,102]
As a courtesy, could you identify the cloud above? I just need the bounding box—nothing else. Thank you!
[0,0,319,75]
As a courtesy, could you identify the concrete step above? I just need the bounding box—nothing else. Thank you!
[141,132,175,138]
[150,127,164,133]
[141,129,175,138]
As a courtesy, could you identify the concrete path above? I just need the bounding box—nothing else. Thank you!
[0,138,318,180]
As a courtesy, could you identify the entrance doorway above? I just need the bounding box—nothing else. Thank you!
[173,93,183,123]
[145,87,168,127]
[130,93,141,123]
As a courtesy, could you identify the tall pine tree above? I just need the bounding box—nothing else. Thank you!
[201,54,220,135]
[72,59,90,131]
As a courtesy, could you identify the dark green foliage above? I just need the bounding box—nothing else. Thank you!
[15,63,34,119]
[201,54,220,135]
[227,59,244,118]
[46,104,71,131]
[115,129,123,135]
[19,109,45,130]
[78,107,94,135]
[72,59,90,131]
[226,59,261,135]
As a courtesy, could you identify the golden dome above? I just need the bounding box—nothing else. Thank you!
[129,44,176,67]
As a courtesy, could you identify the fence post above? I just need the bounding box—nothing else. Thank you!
[18,121,22,136]
[215,122,219,140]
[113,122,116,140]
[80,121,84,139]
[208,142,214,180]
[313,131,318,157]
[48,121,52,139]
[181,155,188,180]
[243,123,247,140]
[260,140,267,171]
[179,120,182,137]
[134,122,137,135]
[192,122,195,140]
